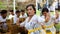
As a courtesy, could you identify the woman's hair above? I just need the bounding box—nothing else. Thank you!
[0,10,7,15]
[42,8,49,15]
[26,4,36,14]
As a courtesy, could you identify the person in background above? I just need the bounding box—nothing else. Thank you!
[54,9,60,24]
[54,9,60,34]
[9,10,14,19]
[0,10,1,16]
[0,10,8,33]
[20,9,27,18]
[50,0,57,12]
[40,8,56,34]
[14,10,20,24]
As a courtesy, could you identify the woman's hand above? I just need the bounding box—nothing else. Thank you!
[45,13,50,22]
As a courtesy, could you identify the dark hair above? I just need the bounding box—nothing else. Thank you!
[21,9,25,12]
[9,10,13,12]
[0,10,7,15]
[42,8,49,15]
[16,10,20,13]
[55,9,58,10]
[26,4,36,14]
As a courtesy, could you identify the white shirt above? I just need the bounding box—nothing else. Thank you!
[20,13,27,18]
[50,1,57,11]
[38,16,45,25]
[54,15,60,23]
[20,15,41,29]
[20,15,43,34]
[9,14,14,19]
[0,16,6,22]
[0,16,8,30]
[14,15,19,24]
[40,15,56,34]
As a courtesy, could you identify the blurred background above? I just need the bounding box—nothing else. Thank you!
[0,0,13,10]
[15,0,36,10]
[36,0,60,16]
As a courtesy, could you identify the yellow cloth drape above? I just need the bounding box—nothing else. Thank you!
[46,23,54,28]
[28,27,41,34]
[45,23,56,34]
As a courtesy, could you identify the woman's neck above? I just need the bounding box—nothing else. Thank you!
[28,14,34,22]
[29,14,34,18]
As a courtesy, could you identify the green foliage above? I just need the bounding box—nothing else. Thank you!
[55,23,60,31]
[0,2,3,5]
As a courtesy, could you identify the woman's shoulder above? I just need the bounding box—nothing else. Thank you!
[32,15,39,20]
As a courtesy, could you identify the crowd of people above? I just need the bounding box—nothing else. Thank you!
[0,4,60,34]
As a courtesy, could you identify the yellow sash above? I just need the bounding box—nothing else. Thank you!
[45,24,56,34]
[28,27,41,34]
[46,24,54,28]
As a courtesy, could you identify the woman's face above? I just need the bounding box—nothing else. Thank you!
[27,6,35,16]
[43,11,48,16]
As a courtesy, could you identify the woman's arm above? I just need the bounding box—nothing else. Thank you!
[45,13,50,23]
[16,18,26,27]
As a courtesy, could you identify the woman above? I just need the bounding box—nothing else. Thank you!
[54,9,60,34]
[40,8,56,34]
[20,9,27,18]
[9,10,14,19]
[16,4,46,34]
[54,9,60,24]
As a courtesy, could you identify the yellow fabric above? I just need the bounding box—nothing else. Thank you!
[46,24,54,28]
[46,31,56,34]
[28,27,41,34]
[45,23,56,34]
[42,23,54,29]
[44,29,56,34]
[46,32,52,34]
